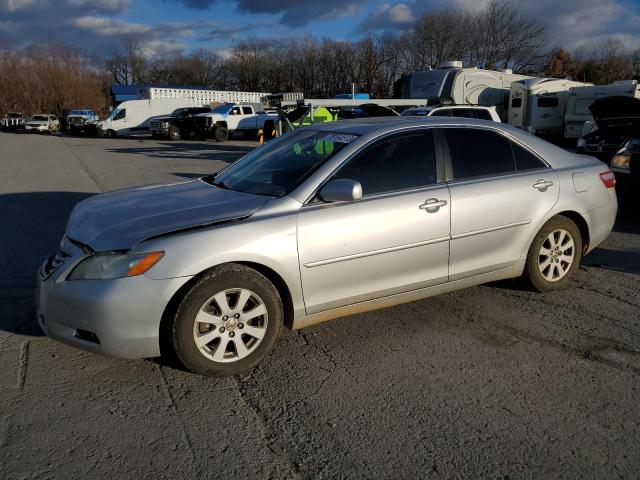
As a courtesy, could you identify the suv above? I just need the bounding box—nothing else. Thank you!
[2,112,24,131]
[401,105,501,122]
[150,107,213,140]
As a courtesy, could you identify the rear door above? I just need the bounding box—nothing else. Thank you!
[297,129,451,314]
[442,127,559,280]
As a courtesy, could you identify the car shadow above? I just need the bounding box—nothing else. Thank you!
[106,142,256,163]
[0,191,95,336]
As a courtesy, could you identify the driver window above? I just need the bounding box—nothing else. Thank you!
[114,109,126,120]
[333,131,437,197]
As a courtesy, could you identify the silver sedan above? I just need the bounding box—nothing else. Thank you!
[36,117,618,376]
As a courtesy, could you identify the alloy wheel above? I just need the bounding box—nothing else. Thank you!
[538,228,575,282]
[192,288,268,363]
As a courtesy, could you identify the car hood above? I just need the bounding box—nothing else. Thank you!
[589,96,640,129]
[65,179,270,251]
[26,121,47,126]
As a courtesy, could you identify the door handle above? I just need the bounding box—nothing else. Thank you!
[533,179,553,191]
[419,198,447,212]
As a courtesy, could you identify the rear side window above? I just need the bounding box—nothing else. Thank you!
[511,98,522,108]
[445,128,515,179]
[537,97,559,108]
[474,109,493,121]
[512,142,547,170]
[334,131,437,196]
[242,106,253,114]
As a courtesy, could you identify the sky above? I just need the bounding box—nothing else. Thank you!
[1,0,639,59]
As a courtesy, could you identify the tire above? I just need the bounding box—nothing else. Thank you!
[263,121,275,141]
[213,125,229,142]
[104,129,116,139]
[523,215,583,292]
[168,126,181,141]
[171,264,283,377]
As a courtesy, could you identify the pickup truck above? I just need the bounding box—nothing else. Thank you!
[195,103,278,142]
[66,109,99,135]
[150,106,212,140]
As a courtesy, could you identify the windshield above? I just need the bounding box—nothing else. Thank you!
[211,103,234,115]
[32,115,48,121]
[210,130,359,197]
[171,108,189,118]
[107,108,120,120]
[69,110,88,116]
[408,70,450,98]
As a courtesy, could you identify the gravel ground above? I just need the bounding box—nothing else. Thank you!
[0,131,638,479]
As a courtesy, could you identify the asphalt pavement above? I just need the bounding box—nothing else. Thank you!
[0,131,639,479]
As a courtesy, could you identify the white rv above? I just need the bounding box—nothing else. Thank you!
[97,98,198,137]
[564,80,639,139]
[508,78,592,137]
[395,61,533,119]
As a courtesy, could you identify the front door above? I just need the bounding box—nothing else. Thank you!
[297,130,451,314]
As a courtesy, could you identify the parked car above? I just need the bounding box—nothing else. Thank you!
[37,117,617,376]
[195,103,278,142]
[150,107,213,140]
[611,139,639,207]
[2,112,24,131]
[576,96,640,163]
[24,114,60,134]
[401,105,501,122]
[66,109,99,135]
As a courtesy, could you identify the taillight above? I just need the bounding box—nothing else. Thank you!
[599,171,616,188]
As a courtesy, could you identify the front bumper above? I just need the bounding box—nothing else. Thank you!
[25,125,48,133]
[36,250,192,359]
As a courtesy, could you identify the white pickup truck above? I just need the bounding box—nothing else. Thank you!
[195,103,278,142]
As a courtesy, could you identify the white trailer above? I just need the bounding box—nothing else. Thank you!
[564,80,639,139]
[97,98,198,137]
[138,87,269,105]
[395,61,533,119]
[508,78,592,137]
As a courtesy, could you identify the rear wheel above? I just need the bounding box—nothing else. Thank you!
[103,129,116,139]
[171,264,283,377]
[523,216,582,292]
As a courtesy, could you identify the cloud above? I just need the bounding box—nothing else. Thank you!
[358,2,415,31]
[357,0,640,52]
[169,0,368,27]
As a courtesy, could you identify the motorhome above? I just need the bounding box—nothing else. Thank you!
[508,78,592,137]
[564,80,639,140]
[393,61,533,119]
[97,98,199,137]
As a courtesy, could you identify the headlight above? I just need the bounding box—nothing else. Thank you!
[68,251,164,280]
[611,154,631,170]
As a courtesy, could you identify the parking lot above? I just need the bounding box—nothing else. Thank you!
[1,131,639,479]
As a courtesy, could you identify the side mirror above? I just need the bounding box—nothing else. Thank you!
[319,179,362,203]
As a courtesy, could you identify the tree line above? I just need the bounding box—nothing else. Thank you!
[1,0,639,117]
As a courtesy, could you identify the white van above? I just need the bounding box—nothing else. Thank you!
[395,61,533,119]
[564,80,639,139]
[98,98,198,137]
[508,78,592,137]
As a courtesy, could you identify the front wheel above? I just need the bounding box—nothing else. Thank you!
[523,216,582,292]
[168,126,181,141]
[171,264,283,377]
[213,125,228,142]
